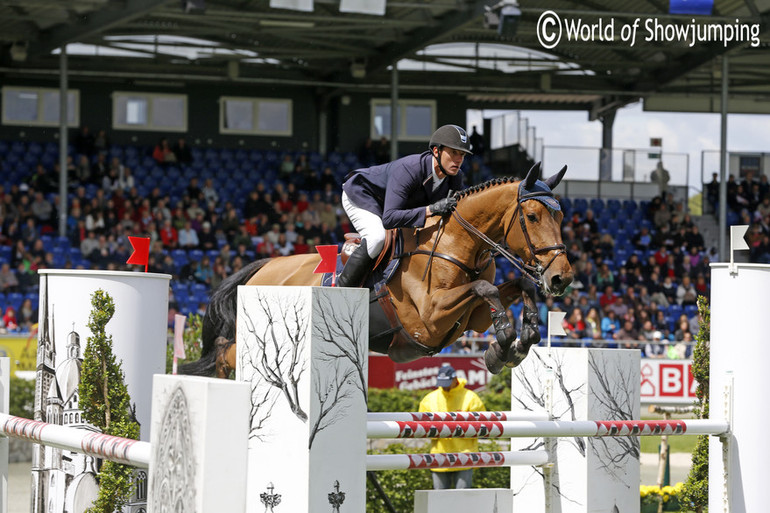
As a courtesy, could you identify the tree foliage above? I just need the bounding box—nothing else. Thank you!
[679,296,710,512]
[79,289,140,513]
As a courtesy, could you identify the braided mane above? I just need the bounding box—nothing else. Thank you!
[455,176,518,201]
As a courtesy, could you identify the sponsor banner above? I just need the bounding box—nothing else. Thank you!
[640,359,698,404]
[0,333,38,376]
[368,355,491,391]
[370,355,698,404]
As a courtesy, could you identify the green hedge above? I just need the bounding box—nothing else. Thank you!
[10,376,35,418]
[366,371,514,510]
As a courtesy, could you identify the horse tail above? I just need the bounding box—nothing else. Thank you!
[178,258,271,376]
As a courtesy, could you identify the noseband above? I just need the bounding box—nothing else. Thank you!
[450,181,566,287]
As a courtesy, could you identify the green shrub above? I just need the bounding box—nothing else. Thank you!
[367,387,422,413]
[9,375,35,418]
[478,367,511,412]
[366,440,511,511]
[679,296,710,513]
[79,290,140,513]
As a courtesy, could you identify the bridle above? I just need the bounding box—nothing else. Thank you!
[408,180,566,288]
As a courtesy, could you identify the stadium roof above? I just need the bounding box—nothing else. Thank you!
[1,0,769,117]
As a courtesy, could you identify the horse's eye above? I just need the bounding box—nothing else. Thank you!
[527,213,537,222]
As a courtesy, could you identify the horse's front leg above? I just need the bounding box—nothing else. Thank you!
[507,280,540,368]
[465,278,540,372]
[432,280,516,375]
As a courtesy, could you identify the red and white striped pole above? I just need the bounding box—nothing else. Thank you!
[366,419,729,439]
[366,450,549,471]
[366,411,549,422]
[0,413,151,468]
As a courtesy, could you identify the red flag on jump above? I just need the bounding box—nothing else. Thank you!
[127,236,151,272]
[313,245,339,275]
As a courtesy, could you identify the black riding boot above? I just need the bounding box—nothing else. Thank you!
[337,239,375,288]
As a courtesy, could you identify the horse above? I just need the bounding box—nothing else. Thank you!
[179,162,573,379]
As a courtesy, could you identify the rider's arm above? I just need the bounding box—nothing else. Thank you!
[382,160,429,229]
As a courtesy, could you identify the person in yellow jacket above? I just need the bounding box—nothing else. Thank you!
[418,363,486,489]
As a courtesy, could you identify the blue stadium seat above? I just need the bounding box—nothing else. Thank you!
[6,292,23,310]
[188,249,204,263]
[684,304,699,318]
[667,304,684,321]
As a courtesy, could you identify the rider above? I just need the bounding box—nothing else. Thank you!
[338,124,472,287]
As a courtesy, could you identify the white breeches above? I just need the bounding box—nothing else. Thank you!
[342,191,385,258]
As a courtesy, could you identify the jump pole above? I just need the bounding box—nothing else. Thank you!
[366,411,549,422]
[366,450,549,471]
[366,419,729,439]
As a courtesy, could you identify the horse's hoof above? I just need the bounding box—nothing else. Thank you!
[484,344,506,375]
[503,340,533,368]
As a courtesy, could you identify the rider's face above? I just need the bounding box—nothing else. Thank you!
[434,147,466,177]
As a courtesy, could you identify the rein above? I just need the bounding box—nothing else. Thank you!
[402,182,566,287]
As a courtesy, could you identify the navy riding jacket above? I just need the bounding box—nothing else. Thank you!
[342,151,464,229]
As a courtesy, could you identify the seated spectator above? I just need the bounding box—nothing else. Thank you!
[644,330,666,359]
[599,285,617,310]
[202,178,219,205]
[159,219,178,248]
[676,275,698,306]
[0,263,18,293]
[178,221,199,249]
[173,137,193,165]
[562,308,587,342]
[93,128,109,155]
[274,233,294,256]
[607,295,629,319]
[153,138,176,166]
[595,263,615,290]
[3,306,18,332]
[600,308,620,339]
[674,319,691,341]
[613,319,640,350]
[584,307,603,344]
[197,221,217,251]
[660,275,677,305]
[194,255,213,285]
[17,298,37,332]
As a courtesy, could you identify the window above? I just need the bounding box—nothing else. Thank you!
[113,92,187,132]
[370,99,435,141]
[219,97,292,136]
[1,86,79,127]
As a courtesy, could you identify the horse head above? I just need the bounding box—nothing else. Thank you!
[510,162,573,296]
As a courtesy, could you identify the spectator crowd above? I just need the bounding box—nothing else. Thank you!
[0,129,758,356]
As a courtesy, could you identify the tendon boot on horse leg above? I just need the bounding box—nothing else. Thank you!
[337,239,376,288]
[484,308,517,375]
[505,303,540,368]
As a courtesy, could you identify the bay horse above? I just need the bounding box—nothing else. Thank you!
[179,163,573,379]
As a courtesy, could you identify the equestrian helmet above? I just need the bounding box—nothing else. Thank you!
[429,125,473,155]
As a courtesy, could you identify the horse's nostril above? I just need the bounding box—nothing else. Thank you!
[551,275,562,287]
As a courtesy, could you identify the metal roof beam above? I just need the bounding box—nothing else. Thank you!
[27,0,169,58]
[361,0,489,77]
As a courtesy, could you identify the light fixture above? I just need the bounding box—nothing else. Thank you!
[350,62,366,79]
[484,0,521,37]
[259,19,315,28]
[10,42,27,62]
[181,0,206,14]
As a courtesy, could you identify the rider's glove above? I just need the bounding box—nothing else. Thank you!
[429,197,457,217]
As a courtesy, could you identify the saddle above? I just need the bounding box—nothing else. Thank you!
[336,230,453,362]
[340,231,396,272]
